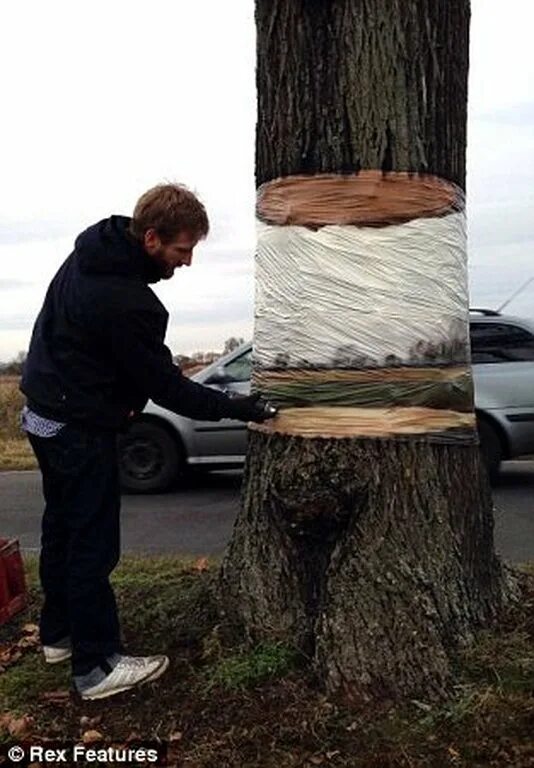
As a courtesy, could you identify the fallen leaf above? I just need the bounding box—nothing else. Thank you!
[169,731,183,742]
[17,636,40,649]
[326,752,340,760]
[193,557,209,572]
[40,690,70,703]
[82,730,104,744]
[8,715,33,738]
[22,623,39,635]
[309,757,324,766]
[448,746,461,759]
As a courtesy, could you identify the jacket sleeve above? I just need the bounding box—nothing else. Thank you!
[109,309,232,421]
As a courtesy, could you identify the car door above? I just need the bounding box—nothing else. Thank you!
[190,348,252,460]
[471,321,534,409]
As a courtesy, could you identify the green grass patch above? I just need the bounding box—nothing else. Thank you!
[461,629,534,693]
[203,641,299,692]
[0,652,70,713]
[111,555,221,652]
[263,377,472,411]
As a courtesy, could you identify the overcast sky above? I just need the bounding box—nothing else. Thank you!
[0,0,533,361]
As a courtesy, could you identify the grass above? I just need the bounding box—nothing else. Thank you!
[0,439,36,470]
[0,377,24,439]
[202,641,300,692]
[0,652,71,710]
[0,555,533,766]
[0,377,37,471]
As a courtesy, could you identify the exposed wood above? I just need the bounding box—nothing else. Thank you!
[249,405,475,438]
[257,171,462,227]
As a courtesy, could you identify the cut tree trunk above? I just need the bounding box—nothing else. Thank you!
[219,0,507,703]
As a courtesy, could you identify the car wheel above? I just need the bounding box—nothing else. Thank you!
[118,421,185,494]
[477,418,502,482]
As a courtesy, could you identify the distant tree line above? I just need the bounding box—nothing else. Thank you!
[0,351,27,376]
[0,338,246,377]
[269,335,468,371]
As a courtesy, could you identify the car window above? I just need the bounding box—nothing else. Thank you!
[223,349,252,382]
[470,323,534,364]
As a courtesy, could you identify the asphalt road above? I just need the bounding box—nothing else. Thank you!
[1,462,533,563]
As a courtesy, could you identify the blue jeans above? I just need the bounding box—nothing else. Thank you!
[27,424,123,675]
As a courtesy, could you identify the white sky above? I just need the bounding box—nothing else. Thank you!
[0,0,533,361]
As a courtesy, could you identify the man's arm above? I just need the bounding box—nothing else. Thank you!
[109,310,268,422]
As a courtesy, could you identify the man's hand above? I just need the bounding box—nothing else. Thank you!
[224,393,278,423]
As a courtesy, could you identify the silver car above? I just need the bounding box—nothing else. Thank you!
[470,310,534,477]
[118,311,534,492]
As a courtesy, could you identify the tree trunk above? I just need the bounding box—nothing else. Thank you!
[219,0,507,703]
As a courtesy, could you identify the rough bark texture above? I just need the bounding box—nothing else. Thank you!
[219,0,507,703]
[255,0,470,188]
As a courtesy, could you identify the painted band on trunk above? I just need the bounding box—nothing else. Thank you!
[253,366,473,412]
[253,171,473,441]
[257,171,463,228]
[250,406,476,442]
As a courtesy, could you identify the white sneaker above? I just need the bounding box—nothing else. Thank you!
[77,654,169,701]
[43,639,72,664]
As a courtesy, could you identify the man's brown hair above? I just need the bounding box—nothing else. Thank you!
[130,183,209,243]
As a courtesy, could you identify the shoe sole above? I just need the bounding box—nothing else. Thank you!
[44,651,72,664]
[142,655,170,684]
[80,656,170,701]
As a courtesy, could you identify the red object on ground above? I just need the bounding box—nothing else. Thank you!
[0,538,27,626]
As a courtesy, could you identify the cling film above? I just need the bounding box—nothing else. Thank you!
[253,172,474,440]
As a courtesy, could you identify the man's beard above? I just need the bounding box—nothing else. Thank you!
[159,263,174,279]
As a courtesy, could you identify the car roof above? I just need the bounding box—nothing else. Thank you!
[469,311,534,333]
[189,340,252,381]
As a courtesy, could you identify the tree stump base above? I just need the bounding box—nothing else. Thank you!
[219,430,507,703]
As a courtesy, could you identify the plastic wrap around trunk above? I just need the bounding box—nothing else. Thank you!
[252,173,474,440]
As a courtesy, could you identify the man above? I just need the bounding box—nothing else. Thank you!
[20,183,274,701]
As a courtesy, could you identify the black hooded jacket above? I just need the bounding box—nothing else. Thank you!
[20,216,232,431]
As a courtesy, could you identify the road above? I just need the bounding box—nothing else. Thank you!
[0,462,533,563]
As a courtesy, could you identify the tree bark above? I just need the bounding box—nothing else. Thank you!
[255,0,470,187]
[219,0,507,703]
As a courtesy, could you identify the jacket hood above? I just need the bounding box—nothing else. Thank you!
[74,215,162,284]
